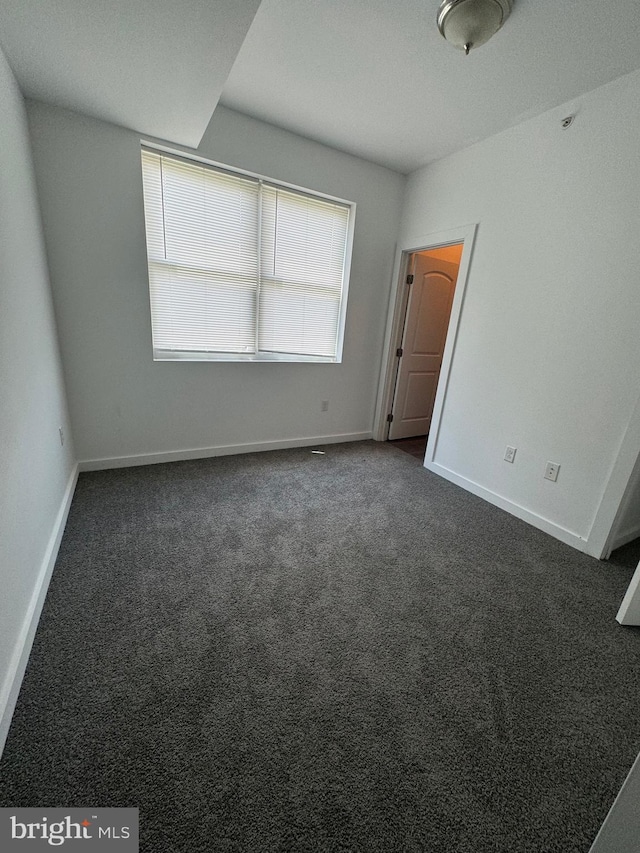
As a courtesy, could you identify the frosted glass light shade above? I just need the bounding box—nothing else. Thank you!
[437,0,513,52]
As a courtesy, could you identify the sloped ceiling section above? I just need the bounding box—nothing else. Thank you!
[0,0,262,147]
[221,0,640,172]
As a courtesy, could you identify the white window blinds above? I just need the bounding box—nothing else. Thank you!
[141,148,352,362]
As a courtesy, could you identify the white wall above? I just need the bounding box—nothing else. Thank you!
[400,69,640,550]
[26,102,405,465]
[0,47,75,750]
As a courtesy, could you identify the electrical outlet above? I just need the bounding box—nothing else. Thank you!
[544,462,560,482]
[504,445,517,463]
[59,428,64,446]
[321,400,329,412]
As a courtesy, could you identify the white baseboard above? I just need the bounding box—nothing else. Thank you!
[79,432,373,472]
[0,464,79,758]
[425,460,588,552]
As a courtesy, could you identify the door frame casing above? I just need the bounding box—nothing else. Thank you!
[585,389,640,558]
[373,224,477,453]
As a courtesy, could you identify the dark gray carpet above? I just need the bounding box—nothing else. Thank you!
[2,440,640,853]
[389,435,428,460]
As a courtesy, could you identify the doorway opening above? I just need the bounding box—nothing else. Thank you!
[373,223,476,463]
[387,242,463,459]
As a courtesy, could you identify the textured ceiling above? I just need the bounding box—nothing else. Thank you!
[2,1,640,173]
[221,0,640,172]
[0,0,261,147]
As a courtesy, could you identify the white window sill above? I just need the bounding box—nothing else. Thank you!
[153,350,340,364]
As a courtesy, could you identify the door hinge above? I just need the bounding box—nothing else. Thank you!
[406,274,414,284]
[387,413,394,423]
[396,347,403,357]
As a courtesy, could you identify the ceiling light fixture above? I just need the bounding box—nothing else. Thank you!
[437,0,513,55]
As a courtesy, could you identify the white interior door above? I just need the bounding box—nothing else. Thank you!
[388,254,458,440]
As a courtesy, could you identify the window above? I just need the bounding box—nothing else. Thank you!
[140,146,354,362]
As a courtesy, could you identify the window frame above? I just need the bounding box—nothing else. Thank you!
[140,141,356,364]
